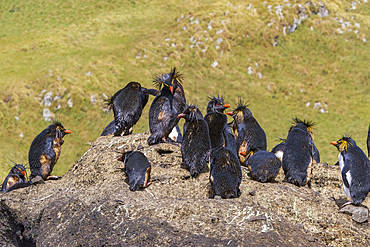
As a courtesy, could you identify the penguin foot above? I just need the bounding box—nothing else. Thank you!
[46,175,61,180]
[341,201,353,208]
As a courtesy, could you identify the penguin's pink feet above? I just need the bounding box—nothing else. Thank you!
[341,200,353,208]
[46,175,61,180]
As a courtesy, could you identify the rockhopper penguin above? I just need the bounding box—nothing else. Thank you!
[177,104,211,178]
[1,163,28,193]
[104,81,158,136]
[282,118,315,187]
[148,67,186,145]
[118,151,151,191]
[331,135,370,206]
[28,121,71,180]
[226,99,267,165]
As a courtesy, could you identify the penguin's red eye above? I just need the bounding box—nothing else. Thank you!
[216,104,219,106]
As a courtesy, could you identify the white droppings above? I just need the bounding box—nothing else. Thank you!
[19,133,24,138]
[247,66,253,75]
[208,20,213,30]
[85,71,92,76]
[42,92,53,107]
[15,116,19,121]
[211,61,218,68]
[68,98,73,108]
[313,102,321,109]
[43,108,53,121]
[306,102,310,107]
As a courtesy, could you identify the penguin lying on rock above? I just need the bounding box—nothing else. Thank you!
[118,151,151,191]
[177,104,211,178]
[1,163,28,193]
[29,121,72,181]
[331,135,370,206]
[241,149,281,183]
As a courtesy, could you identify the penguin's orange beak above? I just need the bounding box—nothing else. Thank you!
[20,170,26,176]
[177,113,186,118]
[169,86,174,94]
[240,151,247,156]
[64,129,72,134]
[223,103,231,108]
[226,111,234,116]
[117,156,122,161]
[330,141,338,146]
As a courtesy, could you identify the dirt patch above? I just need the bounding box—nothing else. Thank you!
[0,132,369,246]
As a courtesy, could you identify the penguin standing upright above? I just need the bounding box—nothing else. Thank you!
[205,102,242,199]
[105,82,158,136]
[209,146,242,199]
[331,136,370,206]
[148,68,186,145]
[282,118,315,187]
[28,121,72,180]
[226,99,267,164]
[204,96,231,149]
[118,151,151,191]
[177,104,211,178]
[367,123,370,158]
[1,163,28,193]
[241,149,281,183]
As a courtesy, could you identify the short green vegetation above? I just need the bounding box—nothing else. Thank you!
[0,0,368,180]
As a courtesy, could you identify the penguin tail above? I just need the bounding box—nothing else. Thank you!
[223,190,237,199]
[287,176,304,187]
[190,167,200,178]
[147,133,164,146]
[104,96,114,113]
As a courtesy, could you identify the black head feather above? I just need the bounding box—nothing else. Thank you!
[153,67,184,90]
[290,117,316,137]
[235,98,250,112]
[276,136,287,143]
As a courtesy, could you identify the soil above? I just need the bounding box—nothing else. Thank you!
[0,132,369,246]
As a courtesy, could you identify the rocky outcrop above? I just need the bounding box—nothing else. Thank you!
[0,132,369,246]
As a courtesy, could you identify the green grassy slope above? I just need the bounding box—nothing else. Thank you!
[0,0,369,181]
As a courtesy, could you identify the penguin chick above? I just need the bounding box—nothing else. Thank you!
[209,147,242,199]
[242,150,281,183]
[331,135,370,206]
[106,82,157,136]
[178,105,211,178]
[226,99,267,165]
[28,121,72,180]
[1,163,28,193]
[282,119,314,187]
[118,151,151,191]
[148,67,186,145]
